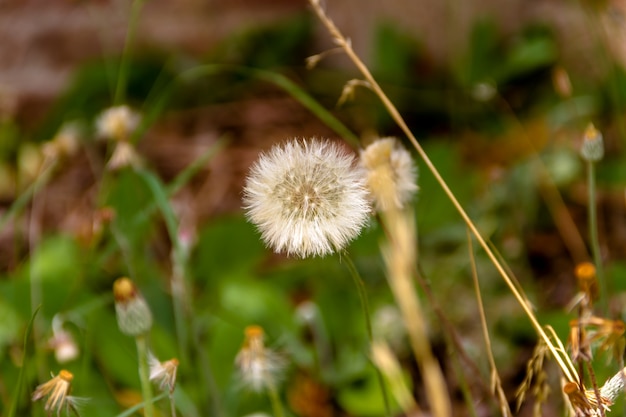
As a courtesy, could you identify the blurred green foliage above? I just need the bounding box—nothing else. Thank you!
[2,7,626,417]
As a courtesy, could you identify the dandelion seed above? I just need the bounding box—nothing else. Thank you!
[235,325,284,392]
[32,369,85,417]
[149,353,179,393]
[359,137,418,212]
[113,277,153,337]
[96,105,140,142]
[243,139,370,258]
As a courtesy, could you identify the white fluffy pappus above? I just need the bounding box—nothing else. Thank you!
[360,137,418,211]
[96,105,140,141]
[243,138,370,258]
[235,326,284,392]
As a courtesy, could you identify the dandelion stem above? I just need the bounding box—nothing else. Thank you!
[342,253,391,417]
[267,383,285,417]
[136,335,156,417]
[587,160,607,314]
[168,392,177,417]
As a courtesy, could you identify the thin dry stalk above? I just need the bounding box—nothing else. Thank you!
[307,0,576,385]
[372,340,420,413]
[466,229,512,417]
[413,264,494,402]
[381,208,451,417]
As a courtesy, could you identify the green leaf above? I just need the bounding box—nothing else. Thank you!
[337,365,403,416]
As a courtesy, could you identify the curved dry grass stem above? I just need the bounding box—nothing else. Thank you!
[307,0,577,385]
[467,229,511,416]
[381,209,451,417]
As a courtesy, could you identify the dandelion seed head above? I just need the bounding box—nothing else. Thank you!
[243,138,370,258]
[32,369,86,416]
[96,105,140,141]
[107,141,142,170]
[235,325,284,392]
[49,329,79,364]
[360,137,418,211]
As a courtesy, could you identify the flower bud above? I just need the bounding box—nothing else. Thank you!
[113,277,153,336]
[580,123,604,162]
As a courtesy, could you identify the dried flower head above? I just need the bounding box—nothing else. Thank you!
[49,315,79,364]
[149,353,179,393]
[576,262,599,302]
[32,369,84,416]
[359,137,418,211]
[580,123,604,162]
[96,105,140,142]
[107,141,142,170]
[113,277,153,337]
[42,122,82,161]
[235,325,284,392]
[569,316,625,362]
[243,139,370,258]
[563,382,597,416]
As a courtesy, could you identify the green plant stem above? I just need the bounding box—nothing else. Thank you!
[0,161,56,233]
[28,161,57,379]
[267,383,285,417]
[587,161,607,314]
[342,253,391,417]
[136,335,156,417]
[136,167,190,363]
[115,0,145,104]
[176,65,360,148]
[169,392,177,417]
